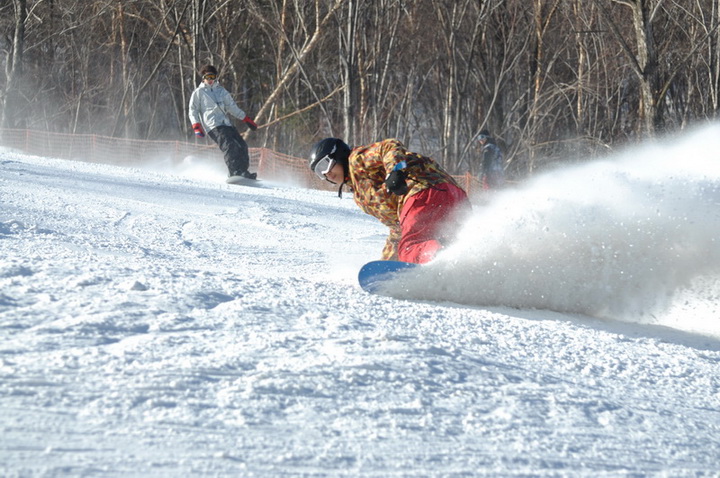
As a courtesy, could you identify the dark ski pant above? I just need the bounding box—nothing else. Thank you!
[207,125,250,176]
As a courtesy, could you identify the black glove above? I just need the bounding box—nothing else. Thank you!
[384,169,409,195]
[243,116,258,131]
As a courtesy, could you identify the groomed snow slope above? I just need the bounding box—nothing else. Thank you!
[1,126,719,476]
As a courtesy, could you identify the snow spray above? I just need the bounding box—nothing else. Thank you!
[394,123,720,337]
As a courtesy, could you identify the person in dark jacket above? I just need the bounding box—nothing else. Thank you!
[477,129,504,190]
[188,65,259,180]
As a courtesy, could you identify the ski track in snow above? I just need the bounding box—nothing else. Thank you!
[1,127,720,476]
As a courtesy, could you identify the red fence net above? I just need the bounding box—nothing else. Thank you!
[0,128,482,194]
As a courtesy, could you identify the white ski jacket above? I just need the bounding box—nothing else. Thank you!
[188,82,247,133]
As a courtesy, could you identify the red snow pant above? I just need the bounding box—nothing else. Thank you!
[397,183,470,264]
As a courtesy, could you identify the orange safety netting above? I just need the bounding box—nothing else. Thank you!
[0,128,482,195]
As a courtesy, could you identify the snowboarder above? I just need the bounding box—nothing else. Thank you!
[188,64,259,180]
[309,138,471,264]
[477,129,504,190]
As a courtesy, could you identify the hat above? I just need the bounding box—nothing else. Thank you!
[199,65,218,77]
[477,129,490,141]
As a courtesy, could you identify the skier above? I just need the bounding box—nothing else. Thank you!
[188,64,259,180]
[477,129,504,190]
[309,138,471,264]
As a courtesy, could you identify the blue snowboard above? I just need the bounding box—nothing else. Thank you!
[358,260,419,294]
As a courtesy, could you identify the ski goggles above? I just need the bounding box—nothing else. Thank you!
[203,74,217,80]
[312,155,336,179]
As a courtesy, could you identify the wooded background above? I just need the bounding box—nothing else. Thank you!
[2,0,719,179]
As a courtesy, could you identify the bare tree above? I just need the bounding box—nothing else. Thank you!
[594,0,666,136]
[1,0,719,175]
[2,0,27,129]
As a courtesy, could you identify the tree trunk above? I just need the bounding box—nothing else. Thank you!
[713,0,720,116]
[629,0,659,135]
[598,0,665,137]
[342,0,357,142]
[527,0,560,172]
[2,0,27,129]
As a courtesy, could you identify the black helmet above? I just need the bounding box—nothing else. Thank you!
[309,138,351,178]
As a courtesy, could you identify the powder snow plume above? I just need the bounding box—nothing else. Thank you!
[390,123,720,337]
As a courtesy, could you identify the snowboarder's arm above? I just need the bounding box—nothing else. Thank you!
[188,89,202,125]
[379,139,411,173]
[221,89,248,120]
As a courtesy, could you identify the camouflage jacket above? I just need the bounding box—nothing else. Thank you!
[347,139,462,260]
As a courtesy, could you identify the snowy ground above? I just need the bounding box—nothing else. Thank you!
[1,126,720,476]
